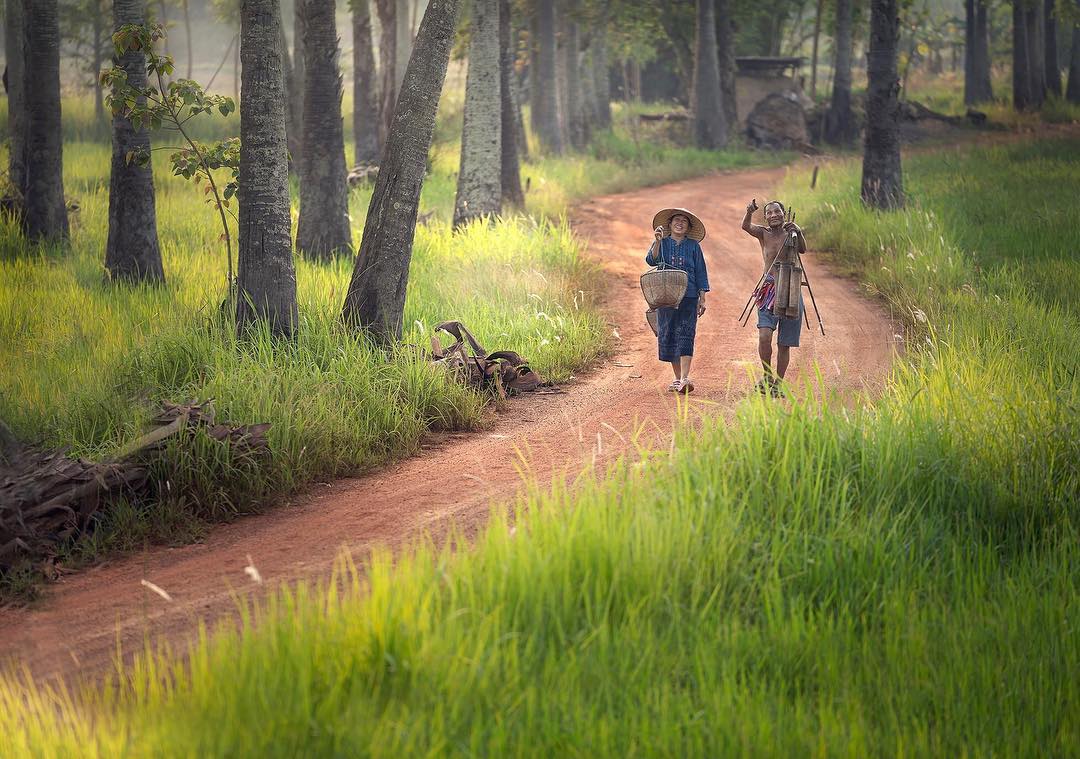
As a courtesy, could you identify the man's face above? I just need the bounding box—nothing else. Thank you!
[764,204,784,228]
[670,214,690,235]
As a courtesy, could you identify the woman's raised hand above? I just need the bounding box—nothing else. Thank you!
[654,226,665,241]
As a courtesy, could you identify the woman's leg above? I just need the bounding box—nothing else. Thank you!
[670,361,681,379]
[679,355,692,380]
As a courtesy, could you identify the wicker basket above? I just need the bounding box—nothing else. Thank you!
[640,266,688,309]
[646,308,658,336]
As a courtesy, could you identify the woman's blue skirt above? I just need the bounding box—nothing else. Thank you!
[657,297,698,361]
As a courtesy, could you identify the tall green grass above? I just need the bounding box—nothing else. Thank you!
[2,92,779,583]
[2,136,1076,754]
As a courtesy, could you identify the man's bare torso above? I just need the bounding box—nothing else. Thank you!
[754,225,795,275]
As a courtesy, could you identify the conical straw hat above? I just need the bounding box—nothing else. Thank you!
[651,207,706,242]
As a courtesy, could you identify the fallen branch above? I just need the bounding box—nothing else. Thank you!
[0,401,269,571]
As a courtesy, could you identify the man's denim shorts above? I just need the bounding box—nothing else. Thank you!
[757,298,803,347]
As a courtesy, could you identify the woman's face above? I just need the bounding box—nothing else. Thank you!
[670,214,690,236]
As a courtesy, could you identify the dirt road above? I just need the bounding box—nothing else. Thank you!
[0,166,895,685]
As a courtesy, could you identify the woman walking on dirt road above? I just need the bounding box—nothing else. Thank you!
[646,208,710,394]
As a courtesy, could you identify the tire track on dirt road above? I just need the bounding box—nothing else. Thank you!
[0,165,896,685]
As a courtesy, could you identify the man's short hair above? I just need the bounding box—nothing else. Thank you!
[763,200,785,214]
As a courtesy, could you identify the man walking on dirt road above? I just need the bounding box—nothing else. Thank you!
[741,199,806,396]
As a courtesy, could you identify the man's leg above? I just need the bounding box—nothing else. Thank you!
[775,345,791,379]
[758,328,775,379]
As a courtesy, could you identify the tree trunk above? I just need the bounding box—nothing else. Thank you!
[106,0,164,284]
[528,9,542,137]
[535,0,562,153]
[1026,3,1046,106]
[592,26,611,129]
[291,0,306,169]
[716,0,737,131]
[375,0,397,147]
[353,0,381,164]
[238,0,298,336]
[810,0,823,97]
[824,0,856,145]
[1045,0,1062,95]
[1068,0,1080,103]
[93,1,105,124]
[395,0,411,88]
[5,0,27,212]
[342,0,461,344]
[234,20,241,100]
[21,0,69,243]
[1014,1,1033,108]
[279,20,301,171]
[297,0,353,260]
[555,11,569,147]
[454,0,501,226]
[972,0,993,102]
[692,0,726,148]
[499,0,525,207]
[564,12,587,150]
[861,0,904,209]
[183,0,193,78]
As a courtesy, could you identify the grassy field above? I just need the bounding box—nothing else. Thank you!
[2,140,1076,753]
[0,95,785,590]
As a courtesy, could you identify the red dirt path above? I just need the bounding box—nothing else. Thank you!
[0,165,896,685]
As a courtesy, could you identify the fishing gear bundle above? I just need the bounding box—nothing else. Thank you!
[738,206,826,336]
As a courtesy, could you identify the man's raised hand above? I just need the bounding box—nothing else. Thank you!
[747,198,758,214]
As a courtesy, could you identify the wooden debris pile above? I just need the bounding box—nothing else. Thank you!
[430,321,545,398]
[0,402,269,570]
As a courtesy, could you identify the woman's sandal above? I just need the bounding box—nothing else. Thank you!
[678,378,694,394]
[667,379,681,392]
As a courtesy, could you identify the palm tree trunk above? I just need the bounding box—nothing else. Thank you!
[291,0,306,170]
[297,0,353,260]
[592,25,612,129]
[93,1,105,124]
[106,0,165,284]
[564,11,587,150]
[342,0,461,344]
[375,0,397,147]
[1014,1,1033,108]
[395,0,411,88]
[21,0,69,243]
[824,0,856,145]
[693,0,726,149]
[454,0,502,226]
[499,0,525,207]
[973,0,993,101]
[5,0,27,210]
[1068,0,1080,103]
[810,0,823,98]
[861,0,904,209]
[353,0,381,164]
[1045,0,1062,96]
[279,20,301,171]
[535,0,562,153]
[238,0,298,336]
[716,0,738,131]
[1026,3,1046,106]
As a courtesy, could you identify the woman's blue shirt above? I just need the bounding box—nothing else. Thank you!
[645,237,710,298]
